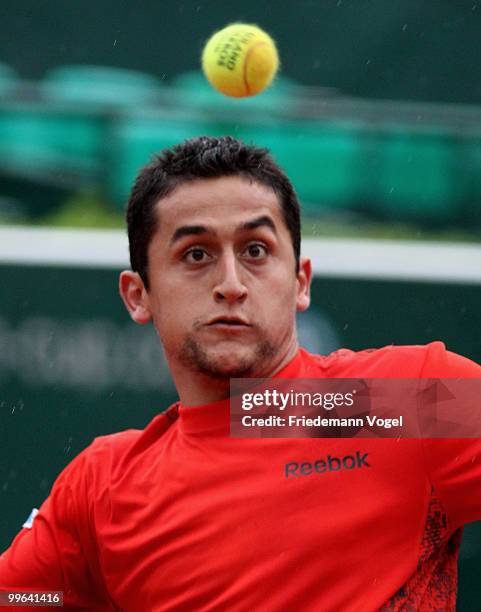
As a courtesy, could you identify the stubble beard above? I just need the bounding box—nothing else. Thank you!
[178,335,277,379]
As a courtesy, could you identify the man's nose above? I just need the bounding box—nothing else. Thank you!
[213,252,248,303]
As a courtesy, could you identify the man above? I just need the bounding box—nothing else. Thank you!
[1,135,480,611]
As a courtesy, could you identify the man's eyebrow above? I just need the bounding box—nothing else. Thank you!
[170,225,217,245]
[238,215,277,234]
[169,215,277,245]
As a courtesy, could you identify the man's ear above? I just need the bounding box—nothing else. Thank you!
[296,256,312,313]
[119,271,152,324]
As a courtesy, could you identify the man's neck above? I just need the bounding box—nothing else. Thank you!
[170,341,300,407]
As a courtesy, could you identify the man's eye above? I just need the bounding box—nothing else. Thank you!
[244,244,268,259]
[184,248,210,263]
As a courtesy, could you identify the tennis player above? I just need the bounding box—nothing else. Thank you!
[1,136,481,611]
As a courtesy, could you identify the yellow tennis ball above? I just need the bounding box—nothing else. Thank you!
[201,23,279,98]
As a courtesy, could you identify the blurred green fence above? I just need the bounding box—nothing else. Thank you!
[0,66,480,229]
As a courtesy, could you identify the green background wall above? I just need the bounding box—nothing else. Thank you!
[1,0,480,104]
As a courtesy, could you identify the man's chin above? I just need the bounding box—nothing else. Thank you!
[190,349,256,379]
[178,338,275,380]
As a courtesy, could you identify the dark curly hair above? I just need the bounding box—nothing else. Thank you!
[126,135,301,288]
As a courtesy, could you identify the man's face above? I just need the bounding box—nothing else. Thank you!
[124,175,311,379]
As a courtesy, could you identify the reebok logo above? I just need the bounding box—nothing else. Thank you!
[284,451,370,478]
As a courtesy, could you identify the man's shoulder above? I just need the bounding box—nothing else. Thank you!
[300,341,480,378]
[325,341,441,377]
[83,403,180,475]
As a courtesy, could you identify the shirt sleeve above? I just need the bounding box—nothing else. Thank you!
[421,344,481,529]
[0,444,114,610]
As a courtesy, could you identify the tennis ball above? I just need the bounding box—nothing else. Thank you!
[201,23,279,98]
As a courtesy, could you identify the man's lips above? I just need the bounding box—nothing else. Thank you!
[206,316,251,327]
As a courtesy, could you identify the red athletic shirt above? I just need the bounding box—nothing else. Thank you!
[1,341,481,611]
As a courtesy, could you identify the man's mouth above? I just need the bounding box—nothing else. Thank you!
[207,317,251,328]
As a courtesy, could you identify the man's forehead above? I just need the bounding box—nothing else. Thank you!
[154,176,283,228]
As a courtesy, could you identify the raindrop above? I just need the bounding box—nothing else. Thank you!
[64,435,73,454]
[402,24,408,32]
